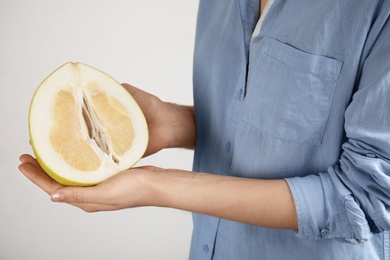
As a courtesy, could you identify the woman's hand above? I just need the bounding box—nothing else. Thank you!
[121,83,196,157]
[18,154,157,212]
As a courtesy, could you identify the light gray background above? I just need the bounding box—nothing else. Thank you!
[0,1,198,259]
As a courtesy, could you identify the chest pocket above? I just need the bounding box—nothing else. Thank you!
[243,37,343,145]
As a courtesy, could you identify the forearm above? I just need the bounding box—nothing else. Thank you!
[144,168,298,230]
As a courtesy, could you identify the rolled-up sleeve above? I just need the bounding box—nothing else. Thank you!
[286,12,390,243]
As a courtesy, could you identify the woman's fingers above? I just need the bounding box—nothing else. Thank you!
[18,153,150,212]
[19,154,40,168]
[51,185,108,204]
[19,158,115,212]
[19,154,64,195]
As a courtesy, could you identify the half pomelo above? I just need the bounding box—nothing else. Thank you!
[29,62,148,186]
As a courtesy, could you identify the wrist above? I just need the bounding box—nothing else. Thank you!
[140,167,195,209]
[165,103,196,149]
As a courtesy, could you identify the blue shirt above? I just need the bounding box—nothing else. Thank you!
[191,0,390,259]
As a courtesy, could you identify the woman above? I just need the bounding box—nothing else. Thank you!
[20,1,390,259]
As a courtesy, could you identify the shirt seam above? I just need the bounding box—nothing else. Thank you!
[260,52,341,80]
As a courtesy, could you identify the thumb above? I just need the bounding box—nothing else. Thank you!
[50,186,119,213]
[50,189,84,203]
[51,186,95,204]
[121,83,139,96]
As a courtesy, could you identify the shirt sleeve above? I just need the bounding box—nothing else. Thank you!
[285,12,390,244]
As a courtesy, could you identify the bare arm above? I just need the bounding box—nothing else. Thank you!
[146,168,298,230]
[19,155,298,230]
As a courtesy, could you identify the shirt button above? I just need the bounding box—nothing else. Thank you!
[226,141,231,153]
[320,227,329,238]
[235,88,243,99]
[203,244,209,254]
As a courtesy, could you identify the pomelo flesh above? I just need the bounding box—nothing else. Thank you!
[29,62,148,186]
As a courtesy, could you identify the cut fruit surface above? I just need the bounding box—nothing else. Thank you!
[29,62,148,186]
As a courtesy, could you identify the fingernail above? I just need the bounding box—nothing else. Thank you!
[51,192,64,202]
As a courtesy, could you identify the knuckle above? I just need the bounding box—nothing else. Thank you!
[70,192,84,203]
